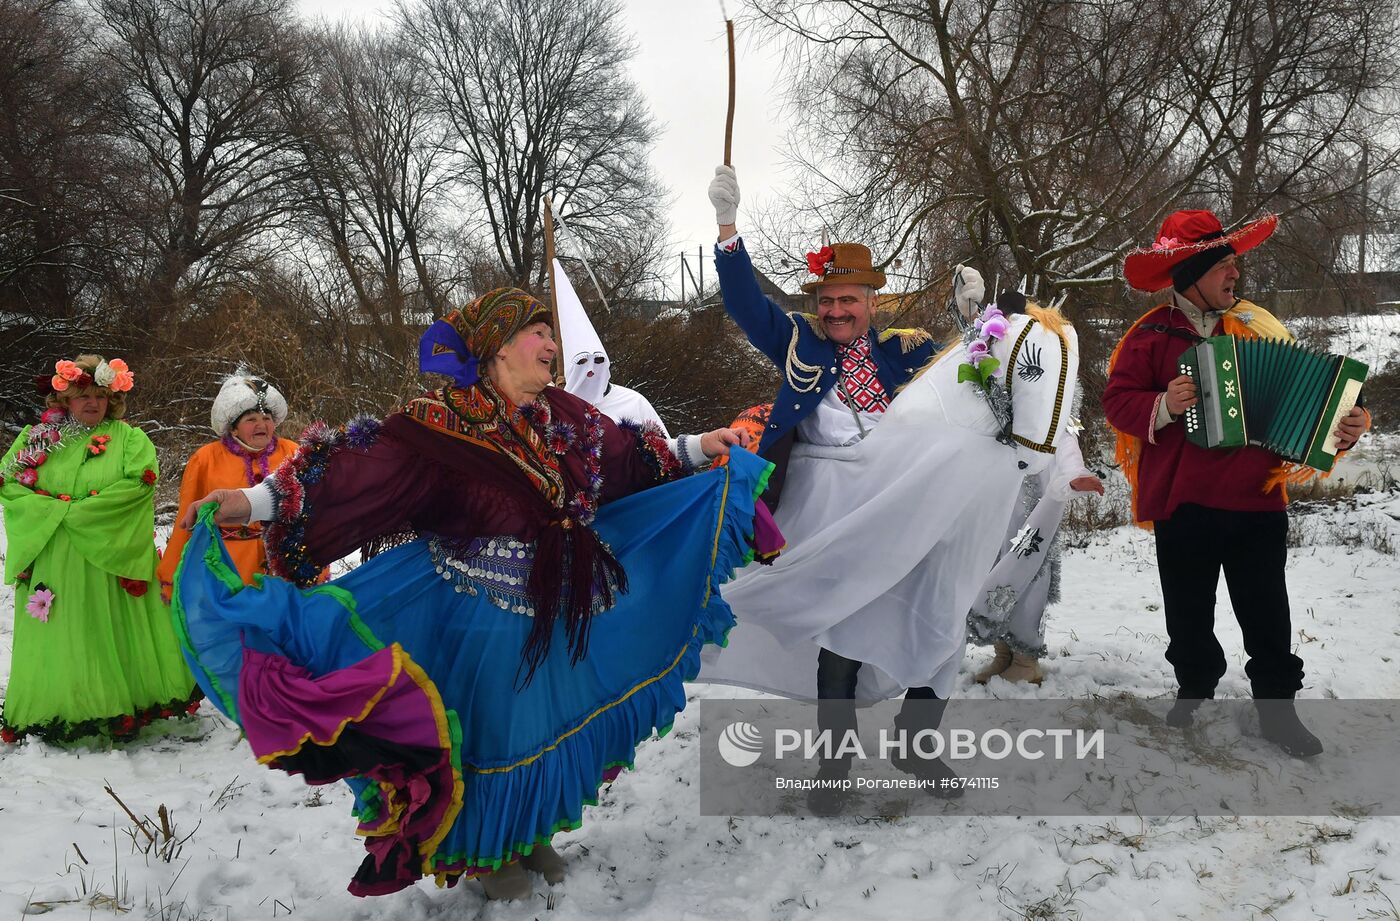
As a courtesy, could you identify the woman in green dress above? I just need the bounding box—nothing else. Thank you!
[0,354,196,743]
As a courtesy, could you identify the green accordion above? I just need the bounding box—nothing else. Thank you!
[1177,336,1367,472]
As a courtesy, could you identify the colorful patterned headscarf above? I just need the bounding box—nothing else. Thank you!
[419,287,552,387]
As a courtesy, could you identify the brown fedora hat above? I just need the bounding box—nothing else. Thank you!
[801,242,887,293]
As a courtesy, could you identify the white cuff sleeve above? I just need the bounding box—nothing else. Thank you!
[717,233,741,253]
[241,482,275,523]
[1045,434,1095,501]
[667,435,711,470]
[1153,395,1175,431]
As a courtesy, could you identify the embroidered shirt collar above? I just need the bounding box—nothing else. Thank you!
[1171,290,1224,338]
[835,333,874,357]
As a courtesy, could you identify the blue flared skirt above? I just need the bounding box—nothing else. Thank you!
[172,449,771,893]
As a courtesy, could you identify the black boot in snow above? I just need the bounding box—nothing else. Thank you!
[1256,699,1323,758]
[806,758,853,816]
[1166,689,1213,729]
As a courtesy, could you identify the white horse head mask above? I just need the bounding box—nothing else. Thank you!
[884,302,1078,475]
[999,309,1078,469]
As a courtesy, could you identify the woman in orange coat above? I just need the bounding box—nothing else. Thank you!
[158,373,298,602]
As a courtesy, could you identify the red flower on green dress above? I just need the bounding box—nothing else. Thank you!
[141,468,157,485]
[87,434,111,457]
[0,726,17,744]
[118,577,149,597]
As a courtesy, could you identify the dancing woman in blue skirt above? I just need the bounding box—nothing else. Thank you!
[172,288,778,900]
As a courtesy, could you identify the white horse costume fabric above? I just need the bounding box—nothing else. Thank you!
[701,309,1078,700]
[967,431,1091,655]
[555,258,669,435]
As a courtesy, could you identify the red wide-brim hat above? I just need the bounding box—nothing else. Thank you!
[1123,211,1278,292]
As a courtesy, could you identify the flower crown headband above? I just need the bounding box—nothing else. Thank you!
[49,357,134,394]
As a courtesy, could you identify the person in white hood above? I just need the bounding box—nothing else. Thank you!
[554,259,670,436]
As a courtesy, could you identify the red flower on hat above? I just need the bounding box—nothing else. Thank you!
[806,245,835,277]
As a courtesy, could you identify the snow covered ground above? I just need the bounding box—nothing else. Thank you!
[1295,310,1400,375]
[3,440,1400,921]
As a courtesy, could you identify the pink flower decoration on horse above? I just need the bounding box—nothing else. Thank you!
[981,314,1010,340]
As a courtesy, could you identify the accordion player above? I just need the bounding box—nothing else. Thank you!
[1177,335,1367,472]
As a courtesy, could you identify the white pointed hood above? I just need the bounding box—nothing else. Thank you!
[556,258,610,405]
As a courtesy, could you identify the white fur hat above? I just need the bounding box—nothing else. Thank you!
[210,372,288,436]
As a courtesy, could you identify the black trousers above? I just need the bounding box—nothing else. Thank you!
[816,648,944,748]
[1153,503,1304,699]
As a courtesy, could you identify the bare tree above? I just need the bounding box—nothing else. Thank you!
[95,0,316,325]
[288,22,455,367]
[399,0,668,291]
[0,0,122,425]
[1180,0,1400,296]
[745,0,1400,300]
[0,0,124,305]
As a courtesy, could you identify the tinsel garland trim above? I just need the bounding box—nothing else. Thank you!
[265,415,382,587]
[619,419,683,483]
[0,690,204,745]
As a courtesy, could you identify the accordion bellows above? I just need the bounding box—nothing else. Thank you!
[1178,336,1367,472]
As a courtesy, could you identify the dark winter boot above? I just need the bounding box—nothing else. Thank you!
[890,690,963,799]
[1256,699,1323,758]
[806,758,853,816]
[891,750,965,799]
[1165,689,1212,728]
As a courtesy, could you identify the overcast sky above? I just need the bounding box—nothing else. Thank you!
[296,0,792,299]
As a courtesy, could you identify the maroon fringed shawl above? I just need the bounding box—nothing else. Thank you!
[263,381,680,681]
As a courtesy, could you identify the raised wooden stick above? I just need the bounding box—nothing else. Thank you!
[723,4,736,165]
[542,195,563,383]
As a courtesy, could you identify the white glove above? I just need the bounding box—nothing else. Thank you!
[953,264,985,314]
[709,165,740,226]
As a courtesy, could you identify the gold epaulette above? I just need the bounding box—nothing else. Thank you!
[878,327,933,354]
[797,313,828,340]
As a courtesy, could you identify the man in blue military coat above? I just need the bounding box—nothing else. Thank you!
[707,164,983,808]
[707,166,952,508]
